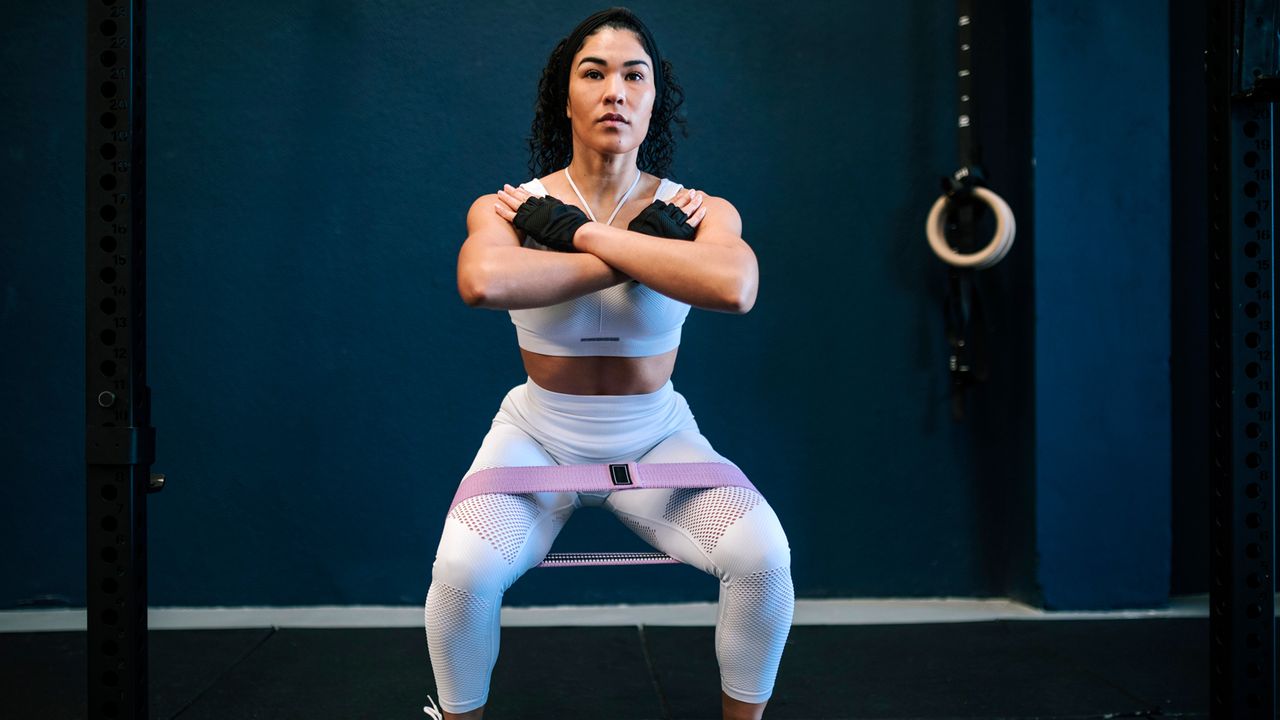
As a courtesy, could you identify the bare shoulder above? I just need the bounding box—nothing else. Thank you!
[690,193,746,247]
[464,192,521,248]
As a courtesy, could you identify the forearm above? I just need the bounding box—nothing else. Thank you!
[461,245,628,310]
[575,223,755,312]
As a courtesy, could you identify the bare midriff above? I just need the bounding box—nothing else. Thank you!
[519,347,679,395]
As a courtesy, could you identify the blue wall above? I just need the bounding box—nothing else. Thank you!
[1032,0,1172,608]
[3,0,1184,611]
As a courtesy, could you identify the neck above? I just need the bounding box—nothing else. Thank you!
[565,148,640,207]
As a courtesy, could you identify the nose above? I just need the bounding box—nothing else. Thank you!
[604,75,626,106]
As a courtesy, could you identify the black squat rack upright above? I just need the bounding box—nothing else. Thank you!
[85,1,160,719]
[1208,0,1278,717]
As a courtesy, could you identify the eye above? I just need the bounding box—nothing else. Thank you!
[585,70,603,79]
[628,72,644,81]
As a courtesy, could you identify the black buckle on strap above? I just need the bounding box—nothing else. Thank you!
[609,464,633,486]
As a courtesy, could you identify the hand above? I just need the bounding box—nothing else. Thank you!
[626,188,707,240]
[670,188,708,227]
[495,183,591,252]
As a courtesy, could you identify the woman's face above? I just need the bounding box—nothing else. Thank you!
[565,27,656,156]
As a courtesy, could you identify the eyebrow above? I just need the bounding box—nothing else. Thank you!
[577,56,650,69]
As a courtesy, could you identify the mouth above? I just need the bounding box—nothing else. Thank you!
[598,114,628,124]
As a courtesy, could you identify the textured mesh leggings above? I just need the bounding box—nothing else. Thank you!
[424,377,795,714]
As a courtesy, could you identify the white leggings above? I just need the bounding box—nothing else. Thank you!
[424,377,795,714]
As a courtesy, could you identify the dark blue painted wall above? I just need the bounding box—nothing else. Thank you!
[3,0,1185,611]
[1032,0,1172,608]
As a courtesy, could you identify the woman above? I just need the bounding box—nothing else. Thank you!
[424,8,794,720]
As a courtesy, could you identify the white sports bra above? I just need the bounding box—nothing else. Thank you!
[508,176,692,357]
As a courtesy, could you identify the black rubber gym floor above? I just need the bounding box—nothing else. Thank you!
[7,617,1206,719]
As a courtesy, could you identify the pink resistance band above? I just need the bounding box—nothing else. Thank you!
[449,461,759,568]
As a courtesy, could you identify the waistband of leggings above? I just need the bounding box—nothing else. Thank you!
[522,375,676,416]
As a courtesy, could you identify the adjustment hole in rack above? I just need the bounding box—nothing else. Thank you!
[1248,631,1262,648]
[99,205,116,222]
[100,267,116,284]
[101,608,118,625]
[100,81,116,98]
[100,297,116,315]
[99,143,116,159]
[99,112,116,129]
[1245,450,1261,466]
[102,701,119,718]
[101,483,117,500]
[1244,181,1259,197]
[101,516,117,532]
[1247,512,1261,528]
[99,20,117,36]
[1244,211,1260,228]
[99,50,116,66]
[101,639,118,656]
[1246,482,1261,498]
[101,329,117,344]
[1245,120,1260,138]
[1245,150,1260,168]
[1245,301,1261,318]
[100,175,116,191]
[1245,331,1260,348]
[1245,271,1260,288]
[100,577,118,594]
[101,669,118,687]
[100,546,117,563]
[99,235,116,252]
[1246,361,1260,378]
[1245,392,1261,409]
[100,360,117,377]
[1246,422,1261,439]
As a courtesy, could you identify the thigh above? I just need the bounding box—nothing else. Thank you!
[465,419,558,476]
[457,418,578,522]
[434,421,578,595]
[635,426,737,466]
[607,428,791,580]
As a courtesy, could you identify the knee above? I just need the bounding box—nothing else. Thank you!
[431,519,521,599]
[710,493,793,580]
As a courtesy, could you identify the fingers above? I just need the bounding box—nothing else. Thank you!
[493,183,531,222]
[675,188,708,228]
[688,205,708,228]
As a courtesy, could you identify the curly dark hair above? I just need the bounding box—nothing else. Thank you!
[527,7,688,180]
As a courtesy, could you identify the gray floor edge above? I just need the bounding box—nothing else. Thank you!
[0,593,1218,632]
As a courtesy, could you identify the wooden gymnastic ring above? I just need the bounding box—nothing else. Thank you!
[925,185,1016,269]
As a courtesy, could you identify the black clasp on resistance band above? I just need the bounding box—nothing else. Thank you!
[609,463,633,486]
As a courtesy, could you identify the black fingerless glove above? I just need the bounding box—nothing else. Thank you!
[626,199,697,240]
[512,195,591,252]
